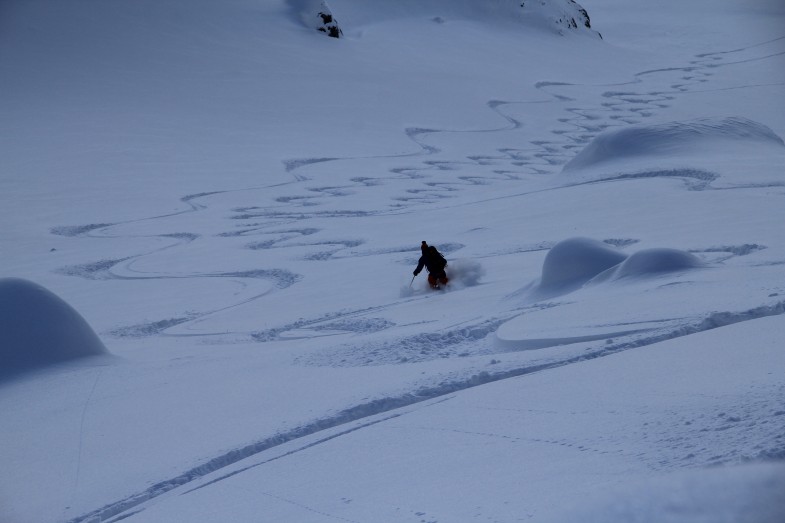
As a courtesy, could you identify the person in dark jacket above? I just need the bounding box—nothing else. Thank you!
[413,241,449,289]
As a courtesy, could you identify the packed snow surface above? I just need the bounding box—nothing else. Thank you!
[1,0,784,522]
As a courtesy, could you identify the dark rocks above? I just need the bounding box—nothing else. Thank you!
[296,0,342,39]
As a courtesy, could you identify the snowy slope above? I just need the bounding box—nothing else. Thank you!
[110,314,785,522]
[1,0,784,522]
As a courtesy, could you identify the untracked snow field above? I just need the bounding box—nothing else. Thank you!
[1,1,784,522]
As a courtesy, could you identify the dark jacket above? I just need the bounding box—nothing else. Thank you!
[414,246,447,276]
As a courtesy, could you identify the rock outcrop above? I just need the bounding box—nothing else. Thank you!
[297,0,343,38]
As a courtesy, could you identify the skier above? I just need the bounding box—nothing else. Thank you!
[413,241,449,289]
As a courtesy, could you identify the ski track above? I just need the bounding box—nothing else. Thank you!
[62,369,104,522]
[53,36,785,522]
[70,299,785,523]
[296,315,519,367]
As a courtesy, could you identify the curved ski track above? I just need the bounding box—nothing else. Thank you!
[55,36,785,522]
[71,298,785,523]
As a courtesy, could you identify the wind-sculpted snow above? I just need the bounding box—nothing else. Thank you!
[0,278,107,380]
[498,239,718,351]
[598,248,704,281]
[527,238,707,301]
[563,117,785,171]
[540,237,628,289]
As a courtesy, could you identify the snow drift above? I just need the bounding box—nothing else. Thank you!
[540,237,627,289]
[597,248,704,281]
[563,117,785,171]
[0,278,107,380]
[525,238,705,300]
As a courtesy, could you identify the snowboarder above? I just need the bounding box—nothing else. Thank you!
[413,241,449,289]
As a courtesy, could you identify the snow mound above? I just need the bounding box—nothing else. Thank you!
[607,248,704,280]
[540,237,628,289]
[0,278,107,379]
[524,239,705,300]
[563,117,785,171]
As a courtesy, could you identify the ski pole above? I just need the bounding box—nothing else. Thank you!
[409,274,416,288]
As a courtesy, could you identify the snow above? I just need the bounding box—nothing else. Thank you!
[82,314,785,523]
[563,116,785,171]
[325,0,599,36]
[606,247,704,280]
[1,0,784,522]
[0,278,107,381]
[538,237,627,290]
[553,461,785,523]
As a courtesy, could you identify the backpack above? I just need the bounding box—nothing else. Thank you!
[430,246,447,269]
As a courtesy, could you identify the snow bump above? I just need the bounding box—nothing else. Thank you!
[610,248,704,280]
[0,278,107,379]
[524,239,707,302]
[564,117,785,171]
[540,237,628,289]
